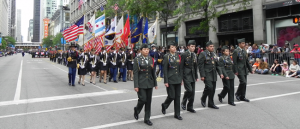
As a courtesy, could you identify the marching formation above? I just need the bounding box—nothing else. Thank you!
[49,39,253,126]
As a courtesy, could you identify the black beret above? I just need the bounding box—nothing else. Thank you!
[120,47,124,51]
[111,47,115,50]
[101,47,105,50]
[222,46,229,50]
[188,40,196,46]
[140,44,149,50]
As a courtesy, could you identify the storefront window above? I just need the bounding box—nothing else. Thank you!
[161,27,178,46]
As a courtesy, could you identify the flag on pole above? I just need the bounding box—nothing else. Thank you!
[115,15,123,44]
[65,25,78,42]
[105,16,116,36]
[148,18,158,44]
[122,15,130,46]
[84,14,95,45]
[142,17,148,44]
[75,16,84,35]
[131,17,143,44]
[114,4,119,10]
[78,0,84,10]
[95,36,103,53]
[63,26,71,40]
[95,14,105,37]
[100,6,105,12]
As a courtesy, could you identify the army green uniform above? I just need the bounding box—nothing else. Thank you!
[198,50,222,107]
[133,55,157,121]
[162,53,183,116]
[181,51,198,110]
[219,55,235,103]
[232,47,252,100]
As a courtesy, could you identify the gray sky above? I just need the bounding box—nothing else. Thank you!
[16,0,33,42]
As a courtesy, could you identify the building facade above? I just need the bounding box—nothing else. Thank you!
[28,19,33,42]
[0,0,9,36]
[33,0,41,42]
[44,0,58,18]
[10,0,16,39]
[16,9,21,42]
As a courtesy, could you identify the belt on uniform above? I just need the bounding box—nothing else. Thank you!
[140,69,148,71]
[71,59,77,61]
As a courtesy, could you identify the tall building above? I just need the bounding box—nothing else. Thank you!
[10,0,16,40]
[33,0,41,42]
[7,0,11,36]
[16,9,21,42]
[0,0,9,36]
[44,0,58,18]
[59,0,69,6]
[70,0,106,23]
[28,19,33,42]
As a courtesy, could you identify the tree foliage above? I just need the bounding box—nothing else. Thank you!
[53,33,63,48]
[42,35,54,48]
[0,36,16,49]
[174,0,251,35]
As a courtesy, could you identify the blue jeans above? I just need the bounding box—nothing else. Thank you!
[256,69,269,74]
[68,67,76,85]
[159,64,164,77]
[110,68,118,81]
[296,58,300,65]
[119,68,127,81]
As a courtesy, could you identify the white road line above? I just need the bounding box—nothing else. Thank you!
[82,91,300,129]
[0,79,298,120]
[14,59,23,102]
[52,65,108,91]
[0,90,126,107]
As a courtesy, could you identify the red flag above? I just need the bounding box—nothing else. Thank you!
[63,27,71,40]
[78,25,84,34]
[122,15,130,46]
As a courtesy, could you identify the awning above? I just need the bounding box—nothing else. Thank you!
[264,0,300,10]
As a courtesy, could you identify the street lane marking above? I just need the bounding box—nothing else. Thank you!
[52,65,108,91]
[83,91,300,129]
[0,79,299,119]
[14,59,23,102]
[0,90,126,107]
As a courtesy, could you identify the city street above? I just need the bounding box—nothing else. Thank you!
[0,54,299,129]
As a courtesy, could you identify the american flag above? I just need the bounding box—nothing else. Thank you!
[114,4,119,10]
[86,22,93,33]
[95,36,103,53]
[78,25,84,34]
[78,0,84,10]
[63,27,70,40]
[65,25,79,42]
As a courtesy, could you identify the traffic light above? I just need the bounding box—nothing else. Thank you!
[293,16,300,24]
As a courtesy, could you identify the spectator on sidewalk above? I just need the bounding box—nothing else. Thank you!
[261,44,270,63]
[252,44,261,59]
[286,60,299,77]
[283,44,291,65]
[255,59,269,74]
[270,59,281,76]
[197,45,203,57]
[290,44,300,64]
[252,58,260,72]
[281,62,289,76]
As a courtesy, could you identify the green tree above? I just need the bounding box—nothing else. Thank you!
[174,0,251,35]
[53,33,63,48]
[0,36,16,49]
[42,35,54,48]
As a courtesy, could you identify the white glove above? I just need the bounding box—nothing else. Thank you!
[130,51,132,54]
[103,63,106,66]
[122,63,125,66]
[131,61,134,64]
[112,62,116,65]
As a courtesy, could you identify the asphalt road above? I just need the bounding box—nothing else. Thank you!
[0,54,300,129]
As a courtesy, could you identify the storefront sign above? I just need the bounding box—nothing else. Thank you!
[265,0,300,9]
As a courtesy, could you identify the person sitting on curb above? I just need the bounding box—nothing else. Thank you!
[252,58,260,72]
[286,60,299,78]
[255,59,269,74]
[281,62,289,76]
[270,59,281,76]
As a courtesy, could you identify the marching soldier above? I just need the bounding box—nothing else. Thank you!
[150,44,159,73]
[63,51,67,66]
[58,50,63,65]
[181,40,198,113]
[53,51,57,63]
[218,46,236,106]
[99,47,108,84]
[157,47,165,78]
[161,41,184,120]
[127,46,135,81]
[118,48,127,82]
[67,42,79,86]
[198,41,223,109]
[49,51,53,61]
[109,47,118,83]
[78,49,88,86]
[233,38,254,102]
[133,44,157,126]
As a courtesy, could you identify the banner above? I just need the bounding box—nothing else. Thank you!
[122,15,130,46]
[43,18,50,38]
[148,18,158,44]
[115,15,123,44]
[105,16,117,36]
[142,17,148,43]
[131,17,143,44]
[84,14,95,45]
[95,14,106,37]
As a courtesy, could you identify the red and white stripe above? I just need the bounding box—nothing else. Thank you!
[63,27,71,40]
[78,0,84,10]
[114,4,119,10]
[95,36,103,53]
[65,25,79,42]
[78,25,84,34]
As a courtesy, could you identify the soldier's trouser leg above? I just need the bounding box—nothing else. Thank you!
[204,80,216,106]
[71,68,76,85]
[220,79,235,103]
[68,74,71,84]
[163,83,181,116]
[136,88,153,121]
[121,68,127,81]
[236,75,247,99]
[182,81,195,110]
[110,68,118,81]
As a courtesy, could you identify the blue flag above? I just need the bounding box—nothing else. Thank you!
[131,17,143,44]
[75,16,84,27]
[142,18,148,44]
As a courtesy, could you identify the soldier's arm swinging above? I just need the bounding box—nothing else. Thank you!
[133,58,139,92]
[198,53,205,81]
